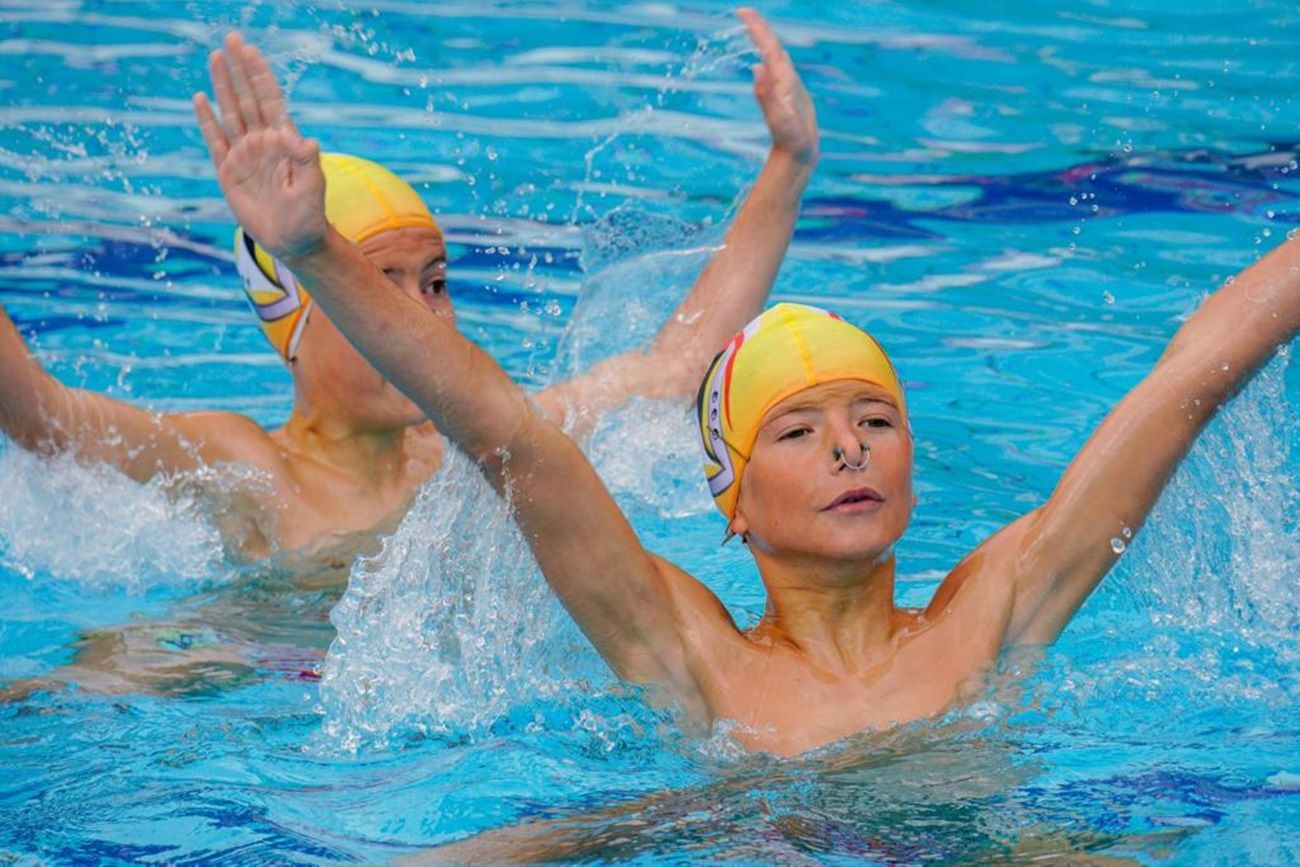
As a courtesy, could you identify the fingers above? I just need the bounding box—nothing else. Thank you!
[242,42,294,131]
[192,92,229,166]
[222,32,266,131]
[737,7,790,72]
[208,47,246,138]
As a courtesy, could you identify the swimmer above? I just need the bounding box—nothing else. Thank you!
[0,9,817,572]
[201,12,1300,755]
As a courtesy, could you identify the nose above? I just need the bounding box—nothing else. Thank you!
[828,417,869,472]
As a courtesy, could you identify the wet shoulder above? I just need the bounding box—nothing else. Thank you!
[180,410,289,475]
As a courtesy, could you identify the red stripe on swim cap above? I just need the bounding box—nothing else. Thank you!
[722,331,744,430]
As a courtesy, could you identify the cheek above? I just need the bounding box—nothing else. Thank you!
[311,325,383,388]
[431,296,456,324]
[737,455,808,530]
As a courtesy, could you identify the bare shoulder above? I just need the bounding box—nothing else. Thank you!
[167,409,288,474]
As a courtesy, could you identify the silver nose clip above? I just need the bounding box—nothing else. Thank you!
[834,442,871,471]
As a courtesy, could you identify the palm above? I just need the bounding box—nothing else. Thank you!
[740,9,819,165]
[193,33,327,259]
[218,129,326,257]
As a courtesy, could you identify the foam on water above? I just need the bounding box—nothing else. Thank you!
[0,444,226,591]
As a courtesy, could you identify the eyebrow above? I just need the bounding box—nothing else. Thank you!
[774,395,897,417]
[382,256,448,277]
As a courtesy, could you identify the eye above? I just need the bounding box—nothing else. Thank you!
[858,416,893,430]
[778,426,812,442]
[422,278,447,296]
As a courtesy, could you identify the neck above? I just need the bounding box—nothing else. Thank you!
[750,550,900,676]
[280,401,410,489]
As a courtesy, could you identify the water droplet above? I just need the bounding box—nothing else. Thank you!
[1102,290,1115,305]
[1121,525,1132,539]
[1110,537,1127,554]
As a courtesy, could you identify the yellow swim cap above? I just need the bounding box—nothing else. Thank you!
[695,303,908,519]
[233,152,440,361]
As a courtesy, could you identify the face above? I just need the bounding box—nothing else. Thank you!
[292,225,451,430]
[731,379,914,565]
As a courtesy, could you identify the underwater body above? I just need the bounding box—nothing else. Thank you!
[1,0,1299,862]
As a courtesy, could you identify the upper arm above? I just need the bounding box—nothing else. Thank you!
[1002,358,1222,645]
[491,408,725,694]
[15,383,275,484]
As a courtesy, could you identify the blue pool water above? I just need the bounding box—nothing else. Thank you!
[1,0,1298,861]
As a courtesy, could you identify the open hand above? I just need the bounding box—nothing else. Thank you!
[193,34,327,260]
[738,8,818,166]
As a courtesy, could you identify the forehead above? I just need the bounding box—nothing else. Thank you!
[762,379,896,422]
[357,226,446,262]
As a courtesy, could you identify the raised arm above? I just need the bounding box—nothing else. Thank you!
[992,234,1300,645]
[0,302,263,481]
[194,34,725,695]
[534,8,818,428]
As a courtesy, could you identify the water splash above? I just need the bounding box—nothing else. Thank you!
[587,396,713,519]
[1133,350,1298,641]
[0,445,226,591]
[1056,348,1299,725]
[318,447,591,752]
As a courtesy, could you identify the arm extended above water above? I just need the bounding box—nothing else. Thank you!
[535,9,818,426]
[0,301,265,481]
[993,232,1300,644]
[195,34,723,690]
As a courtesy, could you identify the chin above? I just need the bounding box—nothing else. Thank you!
[755,528,897,565]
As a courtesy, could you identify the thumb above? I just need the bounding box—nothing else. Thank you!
[293,136,320,164]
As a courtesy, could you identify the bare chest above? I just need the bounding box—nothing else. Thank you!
[243,431,444,559]
[701,624,1006,756]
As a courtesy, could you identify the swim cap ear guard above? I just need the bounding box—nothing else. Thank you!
[234,227,312,362]
[232,152,442,362]
[695,302,908,520]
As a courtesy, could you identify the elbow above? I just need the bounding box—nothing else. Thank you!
[463,400,541,477]
[1,388,66,456]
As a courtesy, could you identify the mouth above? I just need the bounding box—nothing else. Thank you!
[823,487,884,511]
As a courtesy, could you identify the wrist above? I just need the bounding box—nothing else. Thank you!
[280,225,346,276]
[762,147,817,194]
[767,145,817,177]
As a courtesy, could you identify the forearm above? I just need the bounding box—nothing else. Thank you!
[282,229,531,461]
[1162,234,1300,412]
[1008,233,1300,643]
[649,149,814,389]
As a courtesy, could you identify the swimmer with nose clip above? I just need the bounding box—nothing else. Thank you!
[834,442,870,471]
[200,7,1300,760]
